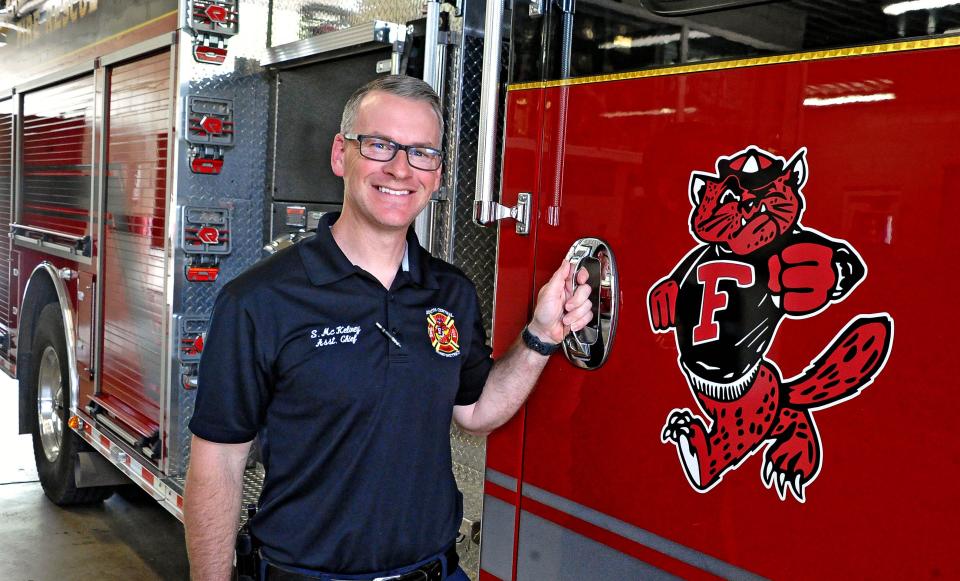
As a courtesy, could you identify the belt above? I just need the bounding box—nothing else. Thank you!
[264,546,459,581]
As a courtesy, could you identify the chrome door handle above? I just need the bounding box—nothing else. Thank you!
[563,238,619,370]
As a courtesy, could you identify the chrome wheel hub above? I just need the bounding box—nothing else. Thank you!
[37,345,64,463]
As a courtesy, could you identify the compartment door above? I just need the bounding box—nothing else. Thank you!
[95,49,173,447]
[514,48,960,579]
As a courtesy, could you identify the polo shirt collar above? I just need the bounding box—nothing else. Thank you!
[298,212,439,289]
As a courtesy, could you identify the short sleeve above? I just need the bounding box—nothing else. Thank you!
[188,288,272,443]
[455,288,493,406]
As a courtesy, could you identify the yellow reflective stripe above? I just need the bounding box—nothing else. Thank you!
[508,35,960,91]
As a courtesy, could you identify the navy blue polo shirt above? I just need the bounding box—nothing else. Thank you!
[189,212,493,574]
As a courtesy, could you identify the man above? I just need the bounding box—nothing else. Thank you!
[184,75,592,581]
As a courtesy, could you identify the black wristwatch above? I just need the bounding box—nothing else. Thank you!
[522,326,562,356]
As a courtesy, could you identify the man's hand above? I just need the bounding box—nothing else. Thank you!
[528,261,593,344]
[453,260,593,436]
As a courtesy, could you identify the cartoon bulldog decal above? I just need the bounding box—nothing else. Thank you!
[647,146,893,502]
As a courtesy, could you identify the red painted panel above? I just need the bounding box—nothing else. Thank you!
[486,89,548,481]
[486,89,549,581]
[513,47,960,578]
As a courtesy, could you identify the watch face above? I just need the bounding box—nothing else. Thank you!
[640,0,780,16]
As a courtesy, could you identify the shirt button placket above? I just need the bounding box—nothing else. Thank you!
[385,292,397,355]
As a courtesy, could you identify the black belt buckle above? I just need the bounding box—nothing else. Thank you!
[381,545,455,581]
[395,558,442,581]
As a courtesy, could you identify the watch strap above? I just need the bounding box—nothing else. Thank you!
[522,326,562,356]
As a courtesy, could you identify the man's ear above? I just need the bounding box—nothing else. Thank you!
[331,133,346,177]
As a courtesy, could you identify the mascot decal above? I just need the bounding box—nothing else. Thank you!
[647,146,893,502]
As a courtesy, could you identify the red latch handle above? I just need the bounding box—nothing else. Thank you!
[190,157,224,175]
[186,266,220,282]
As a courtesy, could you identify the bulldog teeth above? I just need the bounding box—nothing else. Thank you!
[720,190,740,205]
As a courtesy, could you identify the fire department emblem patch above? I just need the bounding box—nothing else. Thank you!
[427,307,460,357]
[647,146,893,502]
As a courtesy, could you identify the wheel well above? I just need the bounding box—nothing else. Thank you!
[18,272,60,435]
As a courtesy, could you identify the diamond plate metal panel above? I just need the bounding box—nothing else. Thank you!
[442,21,500,581]
[269,0,426,47]
[167,0,273,477]
[450,33,498,343]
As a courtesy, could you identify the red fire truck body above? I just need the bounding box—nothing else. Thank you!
[1,0,958,579]
[482,38,959,580]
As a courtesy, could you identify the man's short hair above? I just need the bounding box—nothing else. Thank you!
[340,75,443,138]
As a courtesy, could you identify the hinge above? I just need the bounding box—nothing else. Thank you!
[473,192,531,235]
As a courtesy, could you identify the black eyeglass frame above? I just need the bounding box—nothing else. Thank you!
[342,133,444,171]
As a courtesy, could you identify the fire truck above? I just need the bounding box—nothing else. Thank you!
[1,0,957,578]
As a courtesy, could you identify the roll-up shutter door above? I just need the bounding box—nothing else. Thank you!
[20,76,95,238]
[0,99,13,330]
[95,50,171,445]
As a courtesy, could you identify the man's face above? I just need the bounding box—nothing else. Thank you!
[331,91,442,233]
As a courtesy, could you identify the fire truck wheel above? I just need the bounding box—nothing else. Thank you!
[29,303,115,505]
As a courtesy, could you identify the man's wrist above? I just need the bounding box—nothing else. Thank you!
[522,325,562,356]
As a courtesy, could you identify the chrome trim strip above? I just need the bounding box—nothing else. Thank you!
[15,61,97,94]
[93,52,111,402]
[486,467,519,492]
[11,223,86,242]
[413,0,444,250]
[90,66,103,265]
[13,236,94,265]
[521,482,767,580]
[423,0,442,91]
[12,92,22,227]
[157,42,178,475]
[94,413,141,446]
[472,0,505,227]
[262,21,405,68]
[100,32,177,67]
[26,263,80,421]
[517,510,681,580]
[479,495,517,580]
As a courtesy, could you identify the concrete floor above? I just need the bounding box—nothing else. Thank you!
[0,374,190,581]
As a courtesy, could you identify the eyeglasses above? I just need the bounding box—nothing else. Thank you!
[343,133,443,171]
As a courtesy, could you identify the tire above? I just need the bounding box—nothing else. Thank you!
[29,303,115,505]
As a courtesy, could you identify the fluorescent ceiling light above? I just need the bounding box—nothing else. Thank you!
[883,0,960,16]
[803,93,896,107]
[599,30,710,50]
[601,107,697,118]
